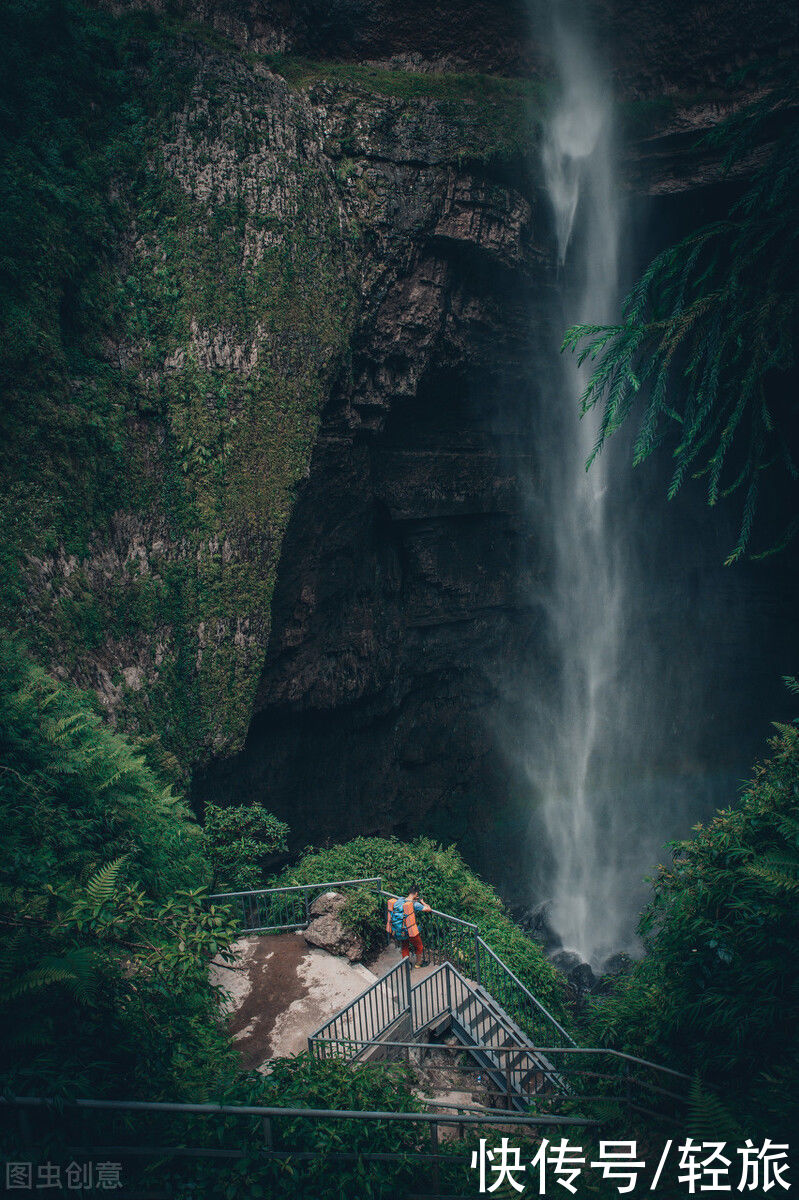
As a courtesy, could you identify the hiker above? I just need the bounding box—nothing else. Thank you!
[386,884,432,968]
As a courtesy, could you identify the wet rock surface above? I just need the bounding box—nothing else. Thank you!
[513,900,562,952]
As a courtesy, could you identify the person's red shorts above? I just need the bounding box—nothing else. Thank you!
[401,934,424,960]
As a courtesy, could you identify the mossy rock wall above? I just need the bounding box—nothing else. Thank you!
[2,0,555,774]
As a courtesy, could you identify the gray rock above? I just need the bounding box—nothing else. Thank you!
[549,949,583,975]
[304,892,365,961]
[567,962,597,993]
[515,900,562,951]
[309,890,348,918]
[601,952,634,978]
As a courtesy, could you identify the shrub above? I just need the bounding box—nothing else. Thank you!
[204,803,290,892]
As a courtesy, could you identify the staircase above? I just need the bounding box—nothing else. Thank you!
[310,959,565,1112]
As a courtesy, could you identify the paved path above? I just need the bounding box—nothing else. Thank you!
[210,932,376,1068]
[369,940,439,984]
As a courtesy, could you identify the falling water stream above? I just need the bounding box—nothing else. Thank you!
[520,3,775,968]
[527,4,638,965]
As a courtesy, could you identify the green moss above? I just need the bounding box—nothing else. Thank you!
[268,56,544,163]
[270,55,539,104]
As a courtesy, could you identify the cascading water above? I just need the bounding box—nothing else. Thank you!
[512,5,791,970]
[524,4,635,965]
[519,4,757,968]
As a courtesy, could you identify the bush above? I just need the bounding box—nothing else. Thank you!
[339,887,384,956]
[204,803,290,892]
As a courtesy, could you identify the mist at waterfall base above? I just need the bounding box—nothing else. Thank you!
[504,3,797,971]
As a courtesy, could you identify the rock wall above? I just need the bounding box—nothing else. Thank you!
[10,0,797,840]
[188,7,799,885]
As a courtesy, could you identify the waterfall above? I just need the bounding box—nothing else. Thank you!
[526,3,633,965]
[514,2,785,970]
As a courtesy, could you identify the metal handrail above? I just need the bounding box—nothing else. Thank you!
[477,937,576,1046]
[210,874,564,1050]
[302,1038,690,1099]
[211,876,382,901]
[0,1094,595,1128]
[380,889,478,930]
[379,888,573,1050]
[208,876,383,936]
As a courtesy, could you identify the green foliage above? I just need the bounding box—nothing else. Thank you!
[218,1056,437,1200]
[686,1076,742,1143]
[0,637,237,1099]
[563,64,799,562]
[272,836,567,1016]
[204,803,289,891]
[339,887,384,956]
[584,722,799,1136]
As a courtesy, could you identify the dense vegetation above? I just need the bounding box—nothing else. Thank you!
[584,720,799,1137]
[0,637,234,1100]
[204,802,290,891]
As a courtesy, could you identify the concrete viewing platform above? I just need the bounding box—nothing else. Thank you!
[210,932,439,1069]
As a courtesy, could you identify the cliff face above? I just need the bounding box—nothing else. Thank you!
[7,1,796,842]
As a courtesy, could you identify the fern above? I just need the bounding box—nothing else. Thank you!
[687,1076,743,1142]
[85,856,128,905]
[0,949,96,1006]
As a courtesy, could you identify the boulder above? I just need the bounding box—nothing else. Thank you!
[600,951,634,978]
[567,962,597,994]
[304,892,365,962]
[549,949,583,975]
[514,900,562,951]
[309,890,348,918]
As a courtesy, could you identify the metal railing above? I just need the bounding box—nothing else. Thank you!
[1,1093,597,1199]
[309,960,566,1112]
[209,876,382,935]
[304,1036,691,1125]
[309,960,412,1061]
[476,937,575,1049]
[378,889,575,1051]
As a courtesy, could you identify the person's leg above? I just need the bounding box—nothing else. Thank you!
[400,938,410,958]
[409,934,424,965]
